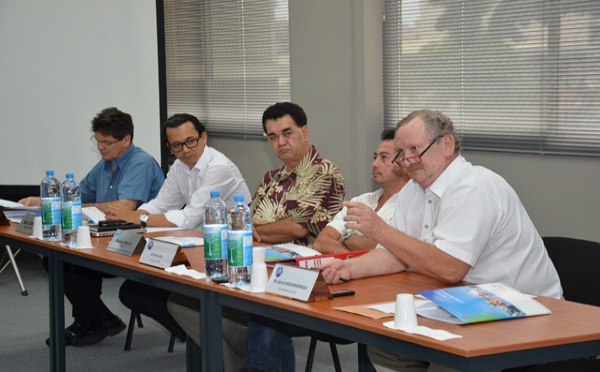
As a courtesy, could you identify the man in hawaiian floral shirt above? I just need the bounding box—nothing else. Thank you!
[251,102,346,246]
[165,102,346,371]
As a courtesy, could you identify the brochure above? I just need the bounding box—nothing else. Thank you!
[295,250,369,269]
[264,243,321,263]
[417,282,551,324]
[152,236,204,248]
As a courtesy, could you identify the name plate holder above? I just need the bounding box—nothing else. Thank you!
[139,238,191,269]
[0,210,10,226]
[266,264,332,302]
[15,214,36,234]
[107,229,146,256]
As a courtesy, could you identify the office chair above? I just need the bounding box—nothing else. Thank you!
[0,244,28,296]
[304,334,349,372]
[304,333,374,372]
[119,279,186,352]
[512,237,600,371]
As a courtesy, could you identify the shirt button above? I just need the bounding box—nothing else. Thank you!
[424,224,429,229]
[428,199,432,204]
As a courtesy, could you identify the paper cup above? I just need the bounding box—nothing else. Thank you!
[252,247,267,264]
[75,225,92,248]
[249,262,268,292]
[32,216,43,239]
[394,293,418,329]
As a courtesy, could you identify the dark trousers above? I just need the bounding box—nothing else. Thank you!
[42,257,114,326]
[119,280,186,341]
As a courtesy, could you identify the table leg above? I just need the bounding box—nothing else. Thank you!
[48,250,66,372]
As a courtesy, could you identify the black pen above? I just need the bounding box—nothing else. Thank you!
[339,277,349,282]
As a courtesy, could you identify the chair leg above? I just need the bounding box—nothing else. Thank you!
[2,245,27,296]
[168,333,176,353]
[135,312,144,328]
[329,342,343,372]
[304,337,318,372]
[124,311,137,351]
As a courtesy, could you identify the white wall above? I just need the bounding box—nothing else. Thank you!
[0,0,160,185]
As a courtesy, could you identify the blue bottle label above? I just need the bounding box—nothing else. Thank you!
[227,230,253,266]
[41,197,61,225]
[204,224,228,259]
[61,199,82,230]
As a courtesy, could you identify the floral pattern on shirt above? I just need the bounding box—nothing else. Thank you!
[250,145,345,246]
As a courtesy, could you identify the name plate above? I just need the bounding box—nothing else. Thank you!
[16,214,37,234]
[107,229,146,256]
[266,264,332,302]
[139,238,190,269]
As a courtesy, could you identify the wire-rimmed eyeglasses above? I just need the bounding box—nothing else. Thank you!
[167,137,200,152]
[90,135,122,148]
[392,136,441,167]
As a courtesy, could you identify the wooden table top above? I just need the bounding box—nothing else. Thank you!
[3,223,600,360]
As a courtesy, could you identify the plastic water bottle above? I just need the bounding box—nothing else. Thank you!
[227,194,253,286]
[61,173,82,246]
[203,190,228,278]
[40,170,61,241]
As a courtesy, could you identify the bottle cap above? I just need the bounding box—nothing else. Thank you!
[234,194,244,202]
[46,170,54,176]
[66,173,74,179]
[210,190,220,197]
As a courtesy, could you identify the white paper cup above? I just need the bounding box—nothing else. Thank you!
[252,247,267,264]
[250,262,268,292]
[394,293,418,329]
[32,216,43,239]
[75,225,92,248]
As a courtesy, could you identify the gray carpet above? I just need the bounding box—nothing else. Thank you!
[0,251,359,371]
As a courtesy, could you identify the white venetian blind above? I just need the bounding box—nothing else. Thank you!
[383,0,600,156]
[162,0,291,138]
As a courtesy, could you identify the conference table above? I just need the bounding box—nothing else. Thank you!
[2,222,600,372]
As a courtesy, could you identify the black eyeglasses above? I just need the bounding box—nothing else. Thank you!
[392,136,441,167]
[167,137,200,152]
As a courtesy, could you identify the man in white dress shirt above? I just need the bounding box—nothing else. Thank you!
[106,113,251,227]
[320,109,562,372]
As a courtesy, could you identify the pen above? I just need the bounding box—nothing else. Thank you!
[339,277,349,282]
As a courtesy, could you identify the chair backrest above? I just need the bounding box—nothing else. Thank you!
[542,236,600,307]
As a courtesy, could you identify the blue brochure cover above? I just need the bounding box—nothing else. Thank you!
[418,282,551,324]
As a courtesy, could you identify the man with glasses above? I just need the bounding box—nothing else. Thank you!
[106,112,251,228]
[318,109,562,372]
[107,113,252,359]
[20,107,165,347]
[164,102,346,371]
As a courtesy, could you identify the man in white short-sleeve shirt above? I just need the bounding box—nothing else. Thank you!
[320,109,562,372]
[312,129,410,254]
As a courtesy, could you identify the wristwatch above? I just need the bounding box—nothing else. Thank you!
[139,213,149,230]
[340,231,352,244]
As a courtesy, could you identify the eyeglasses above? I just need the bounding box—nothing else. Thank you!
[392,136,441,167]
[167,137,200,152]
[90,135,122,147]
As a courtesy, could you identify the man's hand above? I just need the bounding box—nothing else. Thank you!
[19,196,41,207]
[252,218,267,242]
[104,205,143,224]
[318,259,352,284]
[342,201,389,242]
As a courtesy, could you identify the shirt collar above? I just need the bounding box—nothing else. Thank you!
[414,155,468,198]
[103,143,137,172]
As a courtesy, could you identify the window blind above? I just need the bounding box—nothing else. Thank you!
[162,0,290,138]
[383,0,600,156]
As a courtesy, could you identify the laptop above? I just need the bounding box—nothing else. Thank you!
[88,220,142,237]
